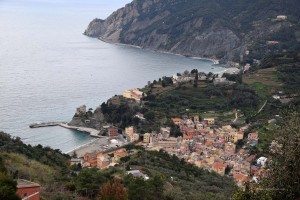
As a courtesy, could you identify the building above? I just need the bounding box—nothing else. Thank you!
[212,162,227,176]
[203,118,215,125]
[160,127,171,139]
[267,40,279,45]
[133,133,140,142]
[108,127,118,138]
[113,148,128,162]
[225,142,236,156]
[123,89,145,101]
[83,152,97,167]
[125,126,134,136]
[213,78,235,86]
[76,105,86,115]
[276,15,287,21]
[70,158,82,166]
[248,132,259,141]
[143,133,151,143]
[16,179,41,200]
[127,170,149,180]
[194,116,199,123]
[97,153,111,169]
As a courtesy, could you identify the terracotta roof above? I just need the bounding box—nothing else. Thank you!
[234,173,247,182]
[246,154,256,162]
[212,162,226,169]
[172,118,182,122]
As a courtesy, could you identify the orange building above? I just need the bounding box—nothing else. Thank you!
[16,179,40,200]
[212,162,227,176]
[114,148,128,162]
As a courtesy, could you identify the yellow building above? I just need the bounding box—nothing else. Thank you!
[143,133,151,143]
[123,90,132,99]
[125,126,134,136]
[204,118,215,125]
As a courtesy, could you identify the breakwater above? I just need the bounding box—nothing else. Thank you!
[29,122,101,138]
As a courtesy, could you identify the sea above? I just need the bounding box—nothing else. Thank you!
[0,0,225,153]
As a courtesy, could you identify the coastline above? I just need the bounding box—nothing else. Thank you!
[98,37,220,65]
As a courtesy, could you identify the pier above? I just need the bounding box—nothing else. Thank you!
[29,122,101,138]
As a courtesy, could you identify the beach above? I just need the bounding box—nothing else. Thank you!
[67,137,109,157]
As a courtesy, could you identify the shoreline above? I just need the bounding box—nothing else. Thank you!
[98,37,221,66]
[66,137,109,157]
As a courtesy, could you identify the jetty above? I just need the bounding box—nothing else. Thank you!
[29,122,101,138]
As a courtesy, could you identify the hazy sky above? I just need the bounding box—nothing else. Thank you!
[0,0,132,19]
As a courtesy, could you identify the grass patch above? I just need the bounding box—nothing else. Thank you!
[243,67,282,99]
[0,152,57,183]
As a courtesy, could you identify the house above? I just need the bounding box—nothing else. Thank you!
[83,152,97,167]
[225,142,236,155]
[212,162,227,176]
[70,158,82,166]
[125,126,134,136]
[108,127,118,138]
[123,89,145,101]
[135,113,146,120]
[143,133,151,143]
[237,130,244,140]
[203,118,215,125]
[213,78,235,86]
[248,132,259,141]
[194,116,199,123]
[114,148,128,162]
[160,127,171,139]
[97,153,111,169]
[276,15,287,21]
[257,157,267,167]
[234,173,250,188]
[267,41,279,45]
[16,179,41,200]
[127,170,149,180]
[76,105,86,115]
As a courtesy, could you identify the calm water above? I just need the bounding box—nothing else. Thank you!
[0,0,225,153]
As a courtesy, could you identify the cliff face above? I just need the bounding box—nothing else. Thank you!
[68,107,105,130]
[84,0,300,61]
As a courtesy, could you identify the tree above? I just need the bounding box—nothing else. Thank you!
[100,179,128,200]
[193,72,198,88]
[144,111,155,120]
[75,169,106,197]
[0,158,20,200]
[191,69,198,74]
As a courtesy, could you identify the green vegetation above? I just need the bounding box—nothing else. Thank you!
[233,106,300,200]
[0,157,20,200]
[118,149,234,200]
[243,68,282,99]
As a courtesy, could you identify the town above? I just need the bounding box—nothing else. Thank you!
[72,104,266,189]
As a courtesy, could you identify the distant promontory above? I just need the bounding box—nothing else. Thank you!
[84,0,300,62]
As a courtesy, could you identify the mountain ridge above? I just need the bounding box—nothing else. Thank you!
[84,0,300,62]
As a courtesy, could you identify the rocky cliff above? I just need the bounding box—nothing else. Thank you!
[68,107,105,130]
[84,0,300,62]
